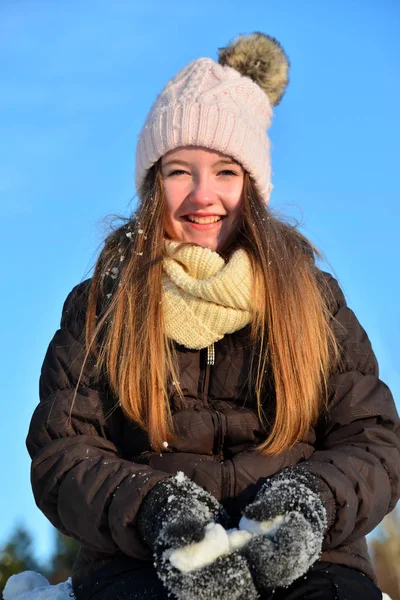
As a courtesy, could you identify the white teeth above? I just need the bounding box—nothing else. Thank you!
[186,216,222,224]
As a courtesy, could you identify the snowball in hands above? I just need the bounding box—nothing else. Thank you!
[169,515,284,572]
[142,473,259,600]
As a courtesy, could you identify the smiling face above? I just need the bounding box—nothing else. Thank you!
[161,146,245,252]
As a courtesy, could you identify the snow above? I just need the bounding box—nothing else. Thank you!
[239,515,284,537]
[224,528,253,551]
[3,572,73,600]
[3,572,49,597]
[168,515,285,573]
[175,471,186,484]
[169,523,231,572]
[4,558,394,600]
[5,505,393,598]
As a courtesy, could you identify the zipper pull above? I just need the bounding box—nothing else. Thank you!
[206,343,215,366]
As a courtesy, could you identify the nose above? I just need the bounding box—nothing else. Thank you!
[189,174,215,206]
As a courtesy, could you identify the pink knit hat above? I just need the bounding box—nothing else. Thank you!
[135,33,290,203]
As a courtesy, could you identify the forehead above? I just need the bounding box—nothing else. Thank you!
[162,146,240,166]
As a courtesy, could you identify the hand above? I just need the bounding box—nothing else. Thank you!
[137,471,225,548]
[239,468,327,592]
[156,539,259,600]
[138,472,259,600]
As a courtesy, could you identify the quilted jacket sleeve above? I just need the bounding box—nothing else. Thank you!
[26,281,169,560]
[300,273,400,550]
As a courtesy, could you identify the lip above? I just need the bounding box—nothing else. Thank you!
[181,214,225,231]
[183,213,225,218]
[184,221,222,230]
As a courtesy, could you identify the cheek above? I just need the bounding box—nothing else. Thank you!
[226,189,244,218]
[163,184,182,237]
[163,210,179,239]
[163,181,185,216]
[225,178,244,212]
[163,185,175,219]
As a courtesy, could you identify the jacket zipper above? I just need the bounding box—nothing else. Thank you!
[206,343,215,365]
[213,409,223,457]
[201,347,212,402]
[221,459,235,499]
[201,345,222,457]
[201,345,232,497]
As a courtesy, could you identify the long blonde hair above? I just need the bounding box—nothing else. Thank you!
[83,161,339,454]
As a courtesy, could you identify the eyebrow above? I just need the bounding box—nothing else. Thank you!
[162,158,241,169]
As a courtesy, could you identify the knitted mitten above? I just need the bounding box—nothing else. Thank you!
[240,468,327,592]
[138,472,259,600]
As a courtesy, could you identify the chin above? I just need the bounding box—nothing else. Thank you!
[199,240,221,252]
[185,235,220,251]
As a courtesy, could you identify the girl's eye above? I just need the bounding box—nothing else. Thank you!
[219,170,239,176]
[167,169,188,177]
[165,169,239,177]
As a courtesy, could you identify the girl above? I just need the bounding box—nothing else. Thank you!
[27,33,400,599]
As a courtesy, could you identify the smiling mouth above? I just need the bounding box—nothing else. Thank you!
[184,215,223,224]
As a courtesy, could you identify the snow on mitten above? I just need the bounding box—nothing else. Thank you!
[137,471,226,549]
[138,472,259,600]
[239,468,327,592]
[156,538,259,600]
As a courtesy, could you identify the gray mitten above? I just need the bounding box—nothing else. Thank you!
[138,472,259,600]
[240,468,327,592]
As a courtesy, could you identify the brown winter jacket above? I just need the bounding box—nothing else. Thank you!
[26,271,400,585]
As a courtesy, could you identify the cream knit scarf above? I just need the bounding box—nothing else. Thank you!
[162,241,253,349]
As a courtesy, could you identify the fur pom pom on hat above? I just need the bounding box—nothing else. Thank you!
[135,33,290,202]
[218,32,290,107]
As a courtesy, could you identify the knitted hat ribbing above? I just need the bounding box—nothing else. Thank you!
[135,33,290,203]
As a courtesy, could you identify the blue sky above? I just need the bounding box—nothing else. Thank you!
[1,0,399,561]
